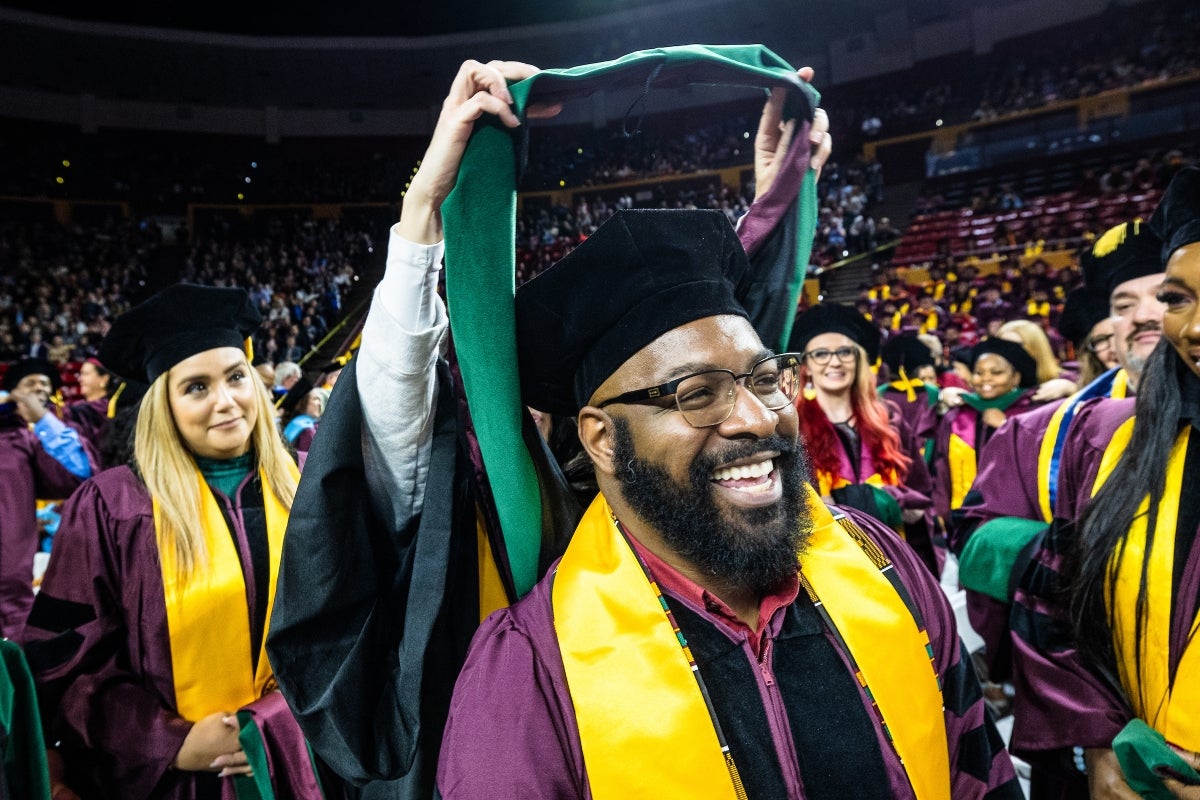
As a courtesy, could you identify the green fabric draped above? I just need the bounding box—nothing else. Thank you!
[234,710,274,800]
[441,44,819,598]
[1113,718,1200,800]
[0,639,51,800]
[959,387,1026,413]
[958,517,1048,602]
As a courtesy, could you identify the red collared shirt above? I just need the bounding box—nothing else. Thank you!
[625,530,799,659]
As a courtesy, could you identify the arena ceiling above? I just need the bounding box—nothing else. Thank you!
[0,0,937,112]
[0,0,924,39]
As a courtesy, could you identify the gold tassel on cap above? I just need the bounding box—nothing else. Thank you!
[107,381,127,419]
[1093,218,1143,259]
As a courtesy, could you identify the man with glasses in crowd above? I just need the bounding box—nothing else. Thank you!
[270,59,1022,799]
[957,219,1164,542]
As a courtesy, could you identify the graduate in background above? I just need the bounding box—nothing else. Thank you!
[23,285,317,800]
[62,358,114,455]
[788,304,941,575]
[0,359,95,642]
[931,338,1045,528]
[877,331,941,465]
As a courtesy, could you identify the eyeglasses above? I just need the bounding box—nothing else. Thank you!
[803,346,858,365]
[595,353,802,428]
[1086,333,1115,354]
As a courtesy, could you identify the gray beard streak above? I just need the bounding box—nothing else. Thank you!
[1125,353,1147,383]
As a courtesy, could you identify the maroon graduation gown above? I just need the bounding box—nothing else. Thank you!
[930,390,1045,524]
[1008,398,1139,755]
[436,501,1021,799]
[0,413,89,642]
[23,466,286,800]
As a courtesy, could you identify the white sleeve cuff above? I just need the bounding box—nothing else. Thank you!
[377,225,446,332]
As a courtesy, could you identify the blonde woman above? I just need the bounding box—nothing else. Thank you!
[25,285,309,800]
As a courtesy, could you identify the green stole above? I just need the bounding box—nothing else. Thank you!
[0,639,51,800]
[551,489,949,799]
[1093,421,1200,750]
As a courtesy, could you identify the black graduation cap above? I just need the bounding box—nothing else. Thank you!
[515,209,750,417]
[950,345,975,367]
[787,303,881,363]
[1149,166,1200,263]
[2,357,61,392]
[972,339,1038,388]
[99,283,262,384]
[880,333,935,375]
[1057,286,1110,348]
[1081,219,1163,300]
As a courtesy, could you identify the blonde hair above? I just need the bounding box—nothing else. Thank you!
[135,354,297,579]
[997,319,1060,384]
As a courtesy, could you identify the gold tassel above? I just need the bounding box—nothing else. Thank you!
[1092,218,1142,258]
[107,381,127,419]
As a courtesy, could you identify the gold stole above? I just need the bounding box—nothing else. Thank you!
[475,507,510,623]
[1035,369,1130,522]
[154,464,296,722]
[1093,421,1200,749]
[947,432,976,510]
[552,489,949,799]
[817,469,889,497]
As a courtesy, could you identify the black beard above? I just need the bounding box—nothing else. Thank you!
[610,418,813,596]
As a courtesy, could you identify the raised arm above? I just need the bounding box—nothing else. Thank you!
[268,60,554,789]
[358,60,547,530]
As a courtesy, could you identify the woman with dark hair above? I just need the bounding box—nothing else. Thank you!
[788,304,939,573]
[1008,167,1200,798]
[64,357,109,420]
[63,358,121,463]
[931,338,1046,529]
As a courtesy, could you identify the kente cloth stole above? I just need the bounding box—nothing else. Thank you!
[154,464,296,722]
[552,490,949,800]
[1093,420,1200,750]
[1036,367,1129,522]
[947,410,979,510]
